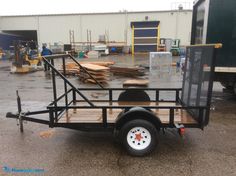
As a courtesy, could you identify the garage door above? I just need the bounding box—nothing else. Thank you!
[131,21,160,53]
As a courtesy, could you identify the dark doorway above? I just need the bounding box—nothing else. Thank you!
[2,30,38,43]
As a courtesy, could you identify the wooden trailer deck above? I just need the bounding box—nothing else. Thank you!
[58,101,197,124]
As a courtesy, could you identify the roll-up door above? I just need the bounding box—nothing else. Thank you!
[131,21,160,53]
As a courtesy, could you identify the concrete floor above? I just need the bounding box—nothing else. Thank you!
[0,55,236,176]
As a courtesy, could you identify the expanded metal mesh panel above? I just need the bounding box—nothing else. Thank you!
[181,45,215,124]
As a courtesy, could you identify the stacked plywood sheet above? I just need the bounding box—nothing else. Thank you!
[110,66,145,77]
[60,61,115,76]
[59,62,80,75]
[123,79,149,87]
[79,61,115,67]
[79,63,110,84]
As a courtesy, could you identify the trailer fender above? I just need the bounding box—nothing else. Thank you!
[115,107,162,130]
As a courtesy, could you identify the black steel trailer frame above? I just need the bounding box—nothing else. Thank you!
[10,87,206,130]
[6,44,220,155]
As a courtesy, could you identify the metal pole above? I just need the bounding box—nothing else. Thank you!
[132,25,134,56]
[51,59,58,119]
[109,90,112,102]
[169,108,174,127]
[199,108,204,129]
[16,90,23,132]
[72,89,76,105]
[175,90,179,102]
[156,90,159,102]
[16,90,22,113]
[87,29,89,50]
[62,57,68,108]
[102,108,107,128]
[157,25,160,51]
[49,109,54,127]
[89,30,92,51]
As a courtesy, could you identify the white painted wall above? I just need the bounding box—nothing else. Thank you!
[81,13,126,42]
[0,10,192,47]
[0,16,38,30]
[38,15,81,45]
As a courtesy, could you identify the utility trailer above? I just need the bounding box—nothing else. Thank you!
[6,44,220,156]
[191,0,236,94]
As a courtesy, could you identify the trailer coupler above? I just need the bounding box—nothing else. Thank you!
[6,91,50,132]
[6,112,19,119]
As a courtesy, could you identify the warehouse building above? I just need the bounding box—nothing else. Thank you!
[0,9,192,52]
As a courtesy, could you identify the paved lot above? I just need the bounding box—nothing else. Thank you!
[0,55,235,176]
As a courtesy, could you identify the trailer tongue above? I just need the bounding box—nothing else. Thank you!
[6,44,221,156]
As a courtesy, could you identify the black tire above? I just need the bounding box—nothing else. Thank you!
[119,119,158,156]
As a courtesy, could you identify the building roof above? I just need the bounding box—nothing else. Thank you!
[0,9,192,17]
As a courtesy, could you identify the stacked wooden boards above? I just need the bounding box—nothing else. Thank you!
[110,66,145,77]
[79,61,114,67]
[79,63,110,84]
[59,62,80,75]
[60,61,114,84]
[123,79,149,87]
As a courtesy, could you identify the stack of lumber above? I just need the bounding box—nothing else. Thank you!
[79,61,114,67]
[59,62,80,75]
[110,66,145,77]
[123,79,149,87]
[60,61,114,76]
[79,63,110,84]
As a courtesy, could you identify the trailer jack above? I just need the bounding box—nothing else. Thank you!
[16,90,24,132]
[5,91,25,132]
[17,113,24,133]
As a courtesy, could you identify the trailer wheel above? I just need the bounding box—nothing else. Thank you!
[120,119,158,156]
